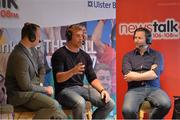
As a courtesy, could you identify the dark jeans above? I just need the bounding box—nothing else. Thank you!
[21,93,67,119]
[122,86,171,119]
[56,85,115,119]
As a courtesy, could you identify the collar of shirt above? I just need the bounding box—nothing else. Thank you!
[134,47,151,55]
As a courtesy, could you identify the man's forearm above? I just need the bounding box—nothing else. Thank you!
[91,79,105,93]
[125,70,157,82]
[56,69,74,83]
[140,70,158,80]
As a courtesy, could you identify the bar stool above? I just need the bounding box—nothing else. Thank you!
[139,100,152,120]
[0,104,14,119]
[14,106,35,120]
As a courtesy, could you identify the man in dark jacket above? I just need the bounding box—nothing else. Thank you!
[5,23,66,119]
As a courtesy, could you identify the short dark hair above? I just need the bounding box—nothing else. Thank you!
[21,22,40,42]
[133,27,152,44]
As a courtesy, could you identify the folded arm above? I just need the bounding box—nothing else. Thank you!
[124,64,158,82]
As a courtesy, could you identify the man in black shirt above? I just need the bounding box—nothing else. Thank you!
[51,24,114,119]
[122,27,171,119]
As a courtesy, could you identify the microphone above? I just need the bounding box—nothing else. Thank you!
[139,45,145,48]
[138,44,148,49]
[82,40,85,45]
[82,34,86,45]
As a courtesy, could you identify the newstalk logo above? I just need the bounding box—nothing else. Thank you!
[119,19,180,39]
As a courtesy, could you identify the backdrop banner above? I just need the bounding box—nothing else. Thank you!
[117,0,180,119]
[1,0,116,118]
[0,19,116,119]
[0,0,116,28]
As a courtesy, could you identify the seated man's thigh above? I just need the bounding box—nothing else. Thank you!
[23,93,59,111]
[123,89,145,113]
[57,88,85,108]
[147,88,171,107]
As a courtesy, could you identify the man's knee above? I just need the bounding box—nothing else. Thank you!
[159,98,171,111]
[148,94,171,110]
[44,100,67,119]
[106,99,115,111]
[49,99,60,110]
[122,103,137,118]
[73,98,86,109]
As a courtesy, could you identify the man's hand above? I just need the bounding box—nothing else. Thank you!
[72,62,85,75]
[124,71,140,82]
[44,86,54,95]
[101,90,111,103]
[151,64,157,70]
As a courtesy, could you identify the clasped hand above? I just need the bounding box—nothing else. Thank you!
[44,86,54,96]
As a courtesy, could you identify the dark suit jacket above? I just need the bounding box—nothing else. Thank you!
[5,43,46,106]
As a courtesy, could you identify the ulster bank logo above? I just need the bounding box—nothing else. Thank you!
[0,0,19,18]
[88,0,116,9]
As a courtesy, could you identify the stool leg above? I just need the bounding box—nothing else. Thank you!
[86,111,92,120]
[139,110,144,120]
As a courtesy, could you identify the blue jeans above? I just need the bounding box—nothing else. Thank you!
[56,85,115,119]
[122,86,171,119]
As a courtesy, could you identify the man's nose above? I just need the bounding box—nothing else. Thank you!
[80,36,84,41]
[135,38,140,42]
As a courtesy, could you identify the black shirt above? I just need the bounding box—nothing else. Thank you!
[51,46,97,97]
